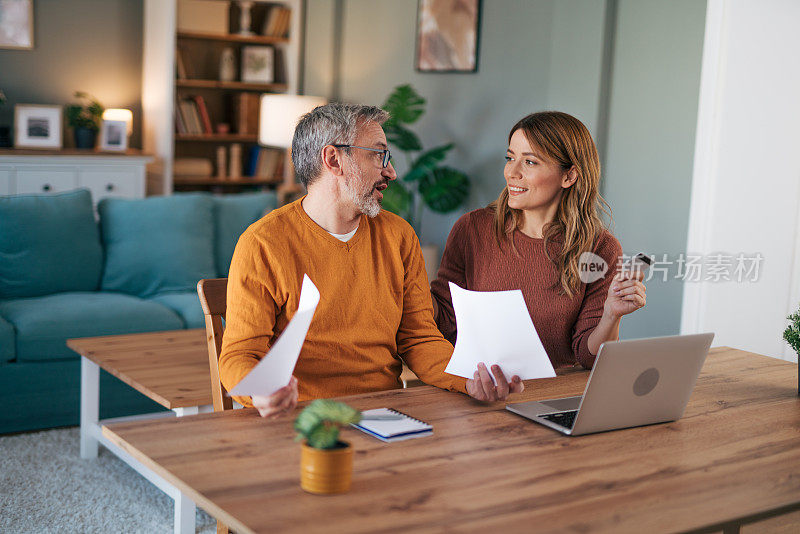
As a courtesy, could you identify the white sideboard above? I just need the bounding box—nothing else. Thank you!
[0,150,153,205]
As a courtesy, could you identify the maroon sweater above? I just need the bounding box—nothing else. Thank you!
[431,208,622,370]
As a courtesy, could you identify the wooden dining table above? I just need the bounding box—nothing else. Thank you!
[103,347,800,533]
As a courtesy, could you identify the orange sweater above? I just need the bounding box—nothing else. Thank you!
[219,199,467,406]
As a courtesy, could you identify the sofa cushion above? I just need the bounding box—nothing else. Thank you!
[0,360,167,434]
[0,292,184,362]
[0,314,14,363]
[149,291,205,329]
[214,192,276,276]
[0,189,103,299]
[99,193,217,298]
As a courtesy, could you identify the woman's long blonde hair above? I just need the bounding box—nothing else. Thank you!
[489,111,612,298]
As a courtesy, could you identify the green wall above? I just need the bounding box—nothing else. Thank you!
[306,0,607,254]
[305,0,707,340]
[0,0,143,148]
[602,0,706,338]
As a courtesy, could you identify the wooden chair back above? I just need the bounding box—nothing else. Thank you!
[197,278,233,412]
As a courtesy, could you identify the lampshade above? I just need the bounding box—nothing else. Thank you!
[259,94,327,148]
[102,108,133,135]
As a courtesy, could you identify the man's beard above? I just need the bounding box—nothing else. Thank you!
[344,165,384,218]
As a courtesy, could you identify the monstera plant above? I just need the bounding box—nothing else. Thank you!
[380,84,470,233]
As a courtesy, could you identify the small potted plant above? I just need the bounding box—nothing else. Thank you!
[294,399,361,494]
[65,91,104,149]
[783,305,800,395]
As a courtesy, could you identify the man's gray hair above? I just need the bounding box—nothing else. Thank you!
[291,102,389,187]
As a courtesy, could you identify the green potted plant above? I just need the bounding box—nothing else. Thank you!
[783,305,800,395]
[65,91,104,149]
[380,84,471,234]
[294,399,362,494]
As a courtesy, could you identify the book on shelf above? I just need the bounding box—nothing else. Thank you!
[176,48,188,79]
[192,95,214,134]
[177,0,229,34]
[263,6,291,38]
[178,99,204,135]
[175,110,187,135]
[174,157,213,178]
[246,146,283,180]
[234,93,261,135]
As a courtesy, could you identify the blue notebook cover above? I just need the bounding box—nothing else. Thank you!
[351,408,433,443]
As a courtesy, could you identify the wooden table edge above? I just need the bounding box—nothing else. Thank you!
[687,502,800,533]
[67,329,211,410]
[100,348,800,534]
[102,424,254,534]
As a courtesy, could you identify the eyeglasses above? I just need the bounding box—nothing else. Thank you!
[333,144,392,168]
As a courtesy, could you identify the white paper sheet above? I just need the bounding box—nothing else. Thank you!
[444,282,556,382]
[229,275,320,397]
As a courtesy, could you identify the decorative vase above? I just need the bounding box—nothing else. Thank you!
[300,441,353,494]
[219,47,236,82]
[73,127,97,149]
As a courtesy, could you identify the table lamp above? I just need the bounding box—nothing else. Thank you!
[259,94,327,200]
[102,108,133,136]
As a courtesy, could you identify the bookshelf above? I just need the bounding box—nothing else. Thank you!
[142,0,303,195]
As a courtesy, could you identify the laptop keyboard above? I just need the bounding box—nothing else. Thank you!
[541,410,578,429]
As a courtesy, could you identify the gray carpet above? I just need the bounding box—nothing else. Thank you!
[0,426,215,533]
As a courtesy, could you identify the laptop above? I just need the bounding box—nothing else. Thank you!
[506,333,715,436]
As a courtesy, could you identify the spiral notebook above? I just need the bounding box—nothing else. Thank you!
[351,408,433,442]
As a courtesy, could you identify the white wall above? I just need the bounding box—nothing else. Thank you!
[681,0,800,361]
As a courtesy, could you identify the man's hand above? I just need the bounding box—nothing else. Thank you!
[466,363,524,401]
[251,376,299,418]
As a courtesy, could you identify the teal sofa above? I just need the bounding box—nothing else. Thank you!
[0,189,276,434]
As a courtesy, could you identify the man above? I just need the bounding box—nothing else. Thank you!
[219,102,523,417]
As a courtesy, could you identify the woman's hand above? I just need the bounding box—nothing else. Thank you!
[604,270,646,319]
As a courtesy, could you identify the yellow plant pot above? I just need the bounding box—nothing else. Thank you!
[300,441,353,494]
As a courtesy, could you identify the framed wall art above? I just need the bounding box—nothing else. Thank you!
[14,104,61,149]
[0,0,34,50]
[241,45,275,83]
[100,119,128,152]
[416,0,481,73]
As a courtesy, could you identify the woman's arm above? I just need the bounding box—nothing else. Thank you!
[430,214,471,344]
[571,234,645,368]
[586,269,646,354]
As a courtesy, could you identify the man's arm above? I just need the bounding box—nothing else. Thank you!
[395,231,468,393]
[219,231,282,408]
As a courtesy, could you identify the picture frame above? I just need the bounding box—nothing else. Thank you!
[99,119,128,152]
[241,45,274,84]
[0,0,34,50]
[415,0,482,73]
[14,104,61,149]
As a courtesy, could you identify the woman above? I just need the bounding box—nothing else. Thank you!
[431,111,646,370]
